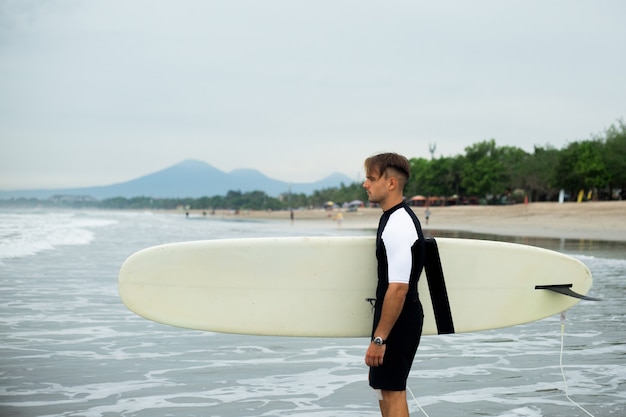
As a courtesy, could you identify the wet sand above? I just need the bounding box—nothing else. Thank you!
[196,201,626,242]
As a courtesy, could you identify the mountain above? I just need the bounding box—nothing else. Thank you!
[0,159,355,199]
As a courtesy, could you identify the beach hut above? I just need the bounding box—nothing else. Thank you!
[426,196,442,206]
[410,195,426,207]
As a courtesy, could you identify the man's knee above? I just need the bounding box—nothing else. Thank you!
[379,390,409,417]
[381,389,406,402]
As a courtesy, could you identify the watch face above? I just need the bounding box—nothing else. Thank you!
[374,337,384,345]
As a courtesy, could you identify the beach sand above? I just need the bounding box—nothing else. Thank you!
[200,201,626,242]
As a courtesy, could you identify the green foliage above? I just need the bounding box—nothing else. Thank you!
[602,120,626,195]
[97,191,286,211]
[556,140,609,196]
[520,145,560,201]
[403,119,624,203]
[460,139,510,200]
[4,184,369,212]
[406,158,430,197]
[407,156,463,198]
[308,182,368,208]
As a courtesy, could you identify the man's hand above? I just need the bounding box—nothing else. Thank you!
[365,342,386,367]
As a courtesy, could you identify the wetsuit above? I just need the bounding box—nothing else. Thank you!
[369,201,425,391]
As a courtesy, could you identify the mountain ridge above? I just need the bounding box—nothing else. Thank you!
[0,159,355,200]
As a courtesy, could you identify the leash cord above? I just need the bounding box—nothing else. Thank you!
[560,311,596,417]
[407,385,431,417]
[406,311,597,417]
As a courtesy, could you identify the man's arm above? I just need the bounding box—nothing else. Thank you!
[365,283,408,367]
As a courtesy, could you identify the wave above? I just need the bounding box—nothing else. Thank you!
[0,210,118,261]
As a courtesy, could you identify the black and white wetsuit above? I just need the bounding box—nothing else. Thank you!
[369,201,425,391]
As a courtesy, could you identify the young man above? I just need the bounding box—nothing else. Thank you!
[363,153,426,417]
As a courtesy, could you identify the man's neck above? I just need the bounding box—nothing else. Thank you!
[380,196,403,212]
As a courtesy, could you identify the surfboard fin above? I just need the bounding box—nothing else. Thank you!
[535,284,602,301]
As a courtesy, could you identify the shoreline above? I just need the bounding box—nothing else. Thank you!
[180,201,626,243]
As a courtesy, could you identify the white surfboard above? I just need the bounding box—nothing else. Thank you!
[118,237,594,337]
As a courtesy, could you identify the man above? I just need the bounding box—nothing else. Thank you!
[363,153,426,417]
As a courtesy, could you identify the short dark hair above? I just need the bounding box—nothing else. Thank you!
[364,153,410,185]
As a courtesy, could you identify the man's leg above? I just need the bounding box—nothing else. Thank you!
[379,390,409,417]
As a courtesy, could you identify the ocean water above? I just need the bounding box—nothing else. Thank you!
[1,209,624,417]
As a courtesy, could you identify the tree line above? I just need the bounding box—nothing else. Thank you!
[2,120,623,211]
[406,119,625,204]
[0,185,368,212]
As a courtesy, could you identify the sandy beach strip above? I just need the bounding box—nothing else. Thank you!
[194,201,626,242]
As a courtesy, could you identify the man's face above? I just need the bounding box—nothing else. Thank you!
[363,169,389,204]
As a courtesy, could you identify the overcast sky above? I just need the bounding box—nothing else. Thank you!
[1,0,624,190]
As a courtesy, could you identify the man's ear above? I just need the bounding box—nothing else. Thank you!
[388,175,399,191]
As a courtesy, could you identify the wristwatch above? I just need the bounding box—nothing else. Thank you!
[372,336,386,346]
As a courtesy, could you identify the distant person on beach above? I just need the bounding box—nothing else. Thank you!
[335,211,343,228]
[362,153,426,417]
[424,207,430,225]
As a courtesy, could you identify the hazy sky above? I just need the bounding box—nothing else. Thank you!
[1,0,624,190]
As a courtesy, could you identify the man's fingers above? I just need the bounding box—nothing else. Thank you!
[365,356,383,367]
